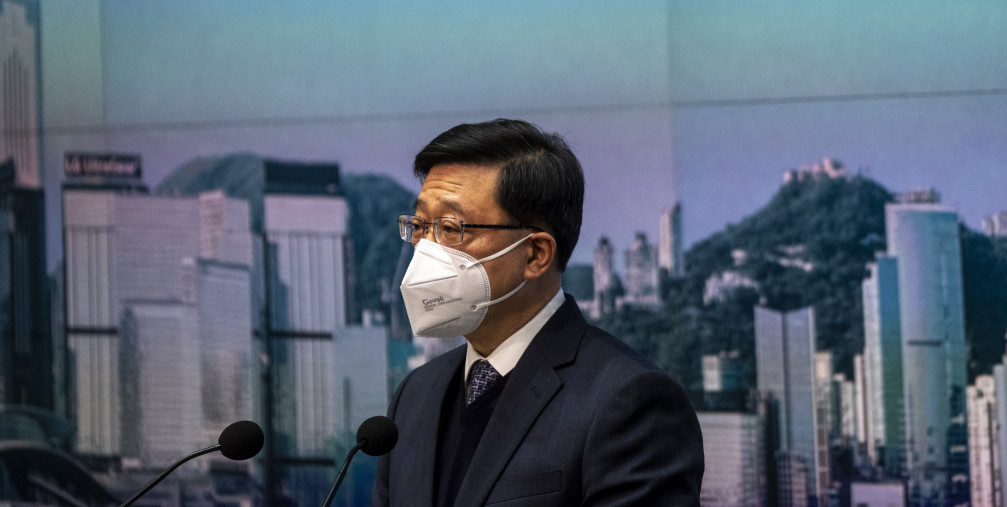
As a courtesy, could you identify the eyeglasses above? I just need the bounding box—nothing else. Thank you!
[398,214,536,245]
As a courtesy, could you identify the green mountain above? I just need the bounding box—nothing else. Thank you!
[596,174,1007,392]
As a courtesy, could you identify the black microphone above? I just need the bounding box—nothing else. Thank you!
[321,416,398,507]
[120,420,265,507]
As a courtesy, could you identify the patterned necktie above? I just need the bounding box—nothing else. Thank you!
[467,359,501,405]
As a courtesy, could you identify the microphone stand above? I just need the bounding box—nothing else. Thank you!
[120,444,221,507]
[321,440,367,507]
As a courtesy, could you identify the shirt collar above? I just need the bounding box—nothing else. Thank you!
[465,288,565,382]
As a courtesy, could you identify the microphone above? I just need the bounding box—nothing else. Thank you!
[321,416,398,507]
[120,420,265,507]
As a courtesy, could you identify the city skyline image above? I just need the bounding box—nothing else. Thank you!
[3,1,1007,506]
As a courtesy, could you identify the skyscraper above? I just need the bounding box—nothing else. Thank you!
[967,374,1002,507]
[702,350,746,411]
[995,360,1007,507]
[755,305,826,506]
[884,202,969,505]
[699,412,766,506]
[261,161,355,505]
[0,0,40,189]
[62,160,257,471]
[592,236,616,319]
[0,0,49,412]
[861,255,904,475]
[152,155,389,505]
[659,203,683,277]
[983,211,1007,237]
[623,231,659,307]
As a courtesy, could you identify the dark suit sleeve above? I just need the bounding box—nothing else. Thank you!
[371,370,412,507]
[581,370,704,506]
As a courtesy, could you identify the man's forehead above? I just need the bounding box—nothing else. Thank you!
[413,195,467,216]
[414,163,501,215]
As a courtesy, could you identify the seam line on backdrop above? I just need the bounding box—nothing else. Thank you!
[5,87,1007,137]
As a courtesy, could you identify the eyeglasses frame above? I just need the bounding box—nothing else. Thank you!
[398,214,539,245]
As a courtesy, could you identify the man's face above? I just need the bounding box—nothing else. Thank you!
[412,163,529,301]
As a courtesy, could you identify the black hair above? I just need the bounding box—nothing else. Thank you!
[414,119,584,271]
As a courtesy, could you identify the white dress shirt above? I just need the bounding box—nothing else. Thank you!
[464,288,565,386]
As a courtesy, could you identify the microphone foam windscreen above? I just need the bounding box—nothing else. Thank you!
[356,416,398,456]
[218,420,265,461]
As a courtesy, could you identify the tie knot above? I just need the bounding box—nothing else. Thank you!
[467,359,501,405]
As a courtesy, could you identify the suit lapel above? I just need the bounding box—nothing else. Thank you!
[399,346,465,507]
[453,297,586,507]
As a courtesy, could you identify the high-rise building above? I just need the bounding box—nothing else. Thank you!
[755,305,826,506]
[853,354,869,460]
[0,0,50,412]
[0,0,40,189]
[983,211,1007,237]
[152,155,391,505]
[62,159,258,472]
[698,412,766,506]
[861,255,904,475]
[968,374,1002,507]
[813,352,833,501]
[658,203,683,277]
[703,350,745,393]
[261,161,357,505]
[884,202,969,505]
[623,232,659,308]
[592,236,616,319]
[994,360,1007,507]
[703,350,746,411]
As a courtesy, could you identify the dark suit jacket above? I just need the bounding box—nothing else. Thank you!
[372,295,704,506]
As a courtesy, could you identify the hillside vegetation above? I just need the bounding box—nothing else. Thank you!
[597,175,1007,392]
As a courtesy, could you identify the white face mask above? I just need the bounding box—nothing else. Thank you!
[399,235,531,338]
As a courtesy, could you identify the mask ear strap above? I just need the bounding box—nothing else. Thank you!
[473,280,527,311]
[464,234,534,269]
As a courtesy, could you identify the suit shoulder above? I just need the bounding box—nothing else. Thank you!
[578,323,663,375]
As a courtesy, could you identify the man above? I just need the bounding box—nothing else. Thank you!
[373,119,703,506]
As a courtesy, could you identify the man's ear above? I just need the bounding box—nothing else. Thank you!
[525,232,557,279]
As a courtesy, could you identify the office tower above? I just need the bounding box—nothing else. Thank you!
[119,300,203,467]
[623,232,659,307]
[150,155,389,504]
[659,203,683,277]
[968,375,1002,507]
[995,361,1007,507]
[698,412,766,506]
[755,305,825,506]
[592,236,616,319]
[63,161,257,470]
[884,202,969,505]
[0,0,49,411]
[193,191,258,439]
[0,0,40,189]
[704,350,744,392]
[261,162,355,505]
[831,373,857,446]
[983,211,1007,237]
[703,350,746,411]
[63,166,147,459]
[861,256,904,475]
[813,352,833,500]
[853,354,869,458]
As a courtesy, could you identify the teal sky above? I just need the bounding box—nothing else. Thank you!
[39,0,1007,268]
